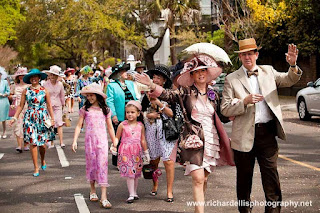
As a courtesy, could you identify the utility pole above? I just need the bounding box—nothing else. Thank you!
[211,0,214,38]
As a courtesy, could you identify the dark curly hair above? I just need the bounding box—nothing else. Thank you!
[84,94,110,116]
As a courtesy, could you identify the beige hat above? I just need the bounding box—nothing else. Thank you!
[45,65,62,76]
[80,83,106,99]
[234,38,261,53]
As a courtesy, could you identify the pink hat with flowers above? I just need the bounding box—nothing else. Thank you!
[126,100,142,111]
[80,83,106,99]
[13,67,28,78]
[177,54,222,87]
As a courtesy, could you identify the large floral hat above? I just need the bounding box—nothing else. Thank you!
[13,67,28,79]
[177,54,222,87]
[80,82,106,99]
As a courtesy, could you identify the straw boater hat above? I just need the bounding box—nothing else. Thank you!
[234,38,261,53]
[64,68,75,75]
[177,54,222,87]
[80,83,107,99]
[45,65,62,76]
[147,65,172,89]
[13,67,28,79]
[23,69,47,84]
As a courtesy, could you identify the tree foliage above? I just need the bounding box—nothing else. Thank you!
[0,0,24,45]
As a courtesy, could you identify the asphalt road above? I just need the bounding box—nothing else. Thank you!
[0,100,319,213]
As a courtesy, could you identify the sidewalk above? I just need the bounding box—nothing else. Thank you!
[279,95,296,112]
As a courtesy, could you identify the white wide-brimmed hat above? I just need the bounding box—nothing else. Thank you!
[177,54,222,87]
[45,65,62,76]
[80,83,106,99]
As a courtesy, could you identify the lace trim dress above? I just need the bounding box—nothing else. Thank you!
[184,96,220,176]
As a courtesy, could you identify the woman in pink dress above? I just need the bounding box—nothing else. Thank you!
[72,83,116,209]
[11,67,30,153]
[110,100,150,203]
[44,65,65,148]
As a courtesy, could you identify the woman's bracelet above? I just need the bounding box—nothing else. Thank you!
[159,103,167,111]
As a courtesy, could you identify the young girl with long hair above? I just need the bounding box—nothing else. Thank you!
[72,83,116,209]
[110,100,150,203]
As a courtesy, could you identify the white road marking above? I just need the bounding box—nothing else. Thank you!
[56,145,69,167]
[74,193,90,213]
[0,153,4,159]
[65,176,73,180]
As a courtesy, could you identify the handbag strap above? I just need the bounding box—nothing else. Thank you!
[177,95,192,132]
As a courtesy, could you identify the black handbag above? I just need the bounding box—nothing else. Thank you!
[142,164,155,179]
[161,103,184,141]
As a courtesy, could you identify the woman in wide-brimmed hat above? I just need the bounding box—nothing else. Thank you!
[0,67,10,139]
[43,65,66,148]
[136,54,234,213]
[140,65,177,202]
[75,65,94,110]
[11,67,30,152]
[64,68,76,113]
[9,68,55,177]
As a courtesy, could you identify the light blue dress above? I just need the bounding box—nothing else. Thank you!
[0,80,10,122]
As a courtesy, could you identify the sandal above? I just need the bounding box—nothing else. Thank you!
[2,135,7,139]
[149,191,157,196]
[166,197,174,202]
[126,196,134,204]
[16,147,22,153]
[89,193,99,202]
[134,195,140,200]
[99,199,112,209]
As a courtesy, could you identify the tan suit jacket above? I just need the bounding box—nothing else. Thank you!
[221,65,302,152]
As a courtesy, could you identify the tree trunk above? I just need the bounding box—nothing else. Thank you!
[169,24,177,65]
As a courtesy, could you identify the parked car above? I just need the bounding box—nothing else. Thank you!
[296,78,320,120]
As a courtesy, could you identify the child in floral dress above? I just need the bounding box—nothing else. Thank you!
[72,83,116,209]
[110,100,150,203]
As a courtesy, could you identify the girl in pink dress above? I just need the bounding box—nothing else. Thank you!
[72,83,116,209]
[110,100,150,203]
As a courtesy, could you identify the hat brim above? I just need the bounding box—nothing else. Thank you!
[109,65,130,80]
[23,72,47,84]
[80,90,107,99]
[177,66,222,87]
[234,46,262,53]
[13,73,27,79]
[147,70,172,89]
[44,70,60,76]
[64,69,75,74]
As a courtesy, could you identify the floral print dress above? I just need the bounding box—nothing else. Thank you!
[24,87,55,146]
[80,106,111,186]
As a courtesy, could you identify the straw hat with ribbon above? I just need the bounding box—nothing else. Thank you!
[234,38,261,53]
[80,82,106,99]
[177,54,222,87]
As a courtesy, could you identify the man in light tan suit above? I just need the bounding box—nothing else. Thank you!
[221,38,302,213]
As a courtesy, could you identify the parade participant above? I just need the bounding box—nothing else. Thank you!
[106,63,137,128]
[9,69,55,177]
[44,65,66,148]
[221,38,302,213]
[72,83,116,209]
[64,68,76,113]
[110,100,150,203]
[141,65,176,202]
[11,67,29,152]
[0,68,10,139]
[75,66,93,110]
[136,54,234,213]
[135,62,146,74]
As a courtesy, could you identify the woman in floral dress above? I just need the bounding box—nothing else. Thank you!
[10,69,55,177]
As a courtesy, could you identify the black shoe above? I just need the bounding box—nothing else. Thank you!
[166,197,174,202]
[16,148,22,153]
[126,196,134,204]
[150,191,157,196]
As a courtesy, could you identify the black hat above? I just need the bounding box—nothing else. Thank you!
[147,64,172,88]
[109,62,130,80]
[170,61,184,82]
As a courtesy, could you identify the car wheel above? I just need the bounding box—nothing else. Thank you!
[298,98,311,120]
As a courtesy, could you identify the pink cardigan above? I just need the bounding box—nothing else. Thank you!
[43,81,65,107]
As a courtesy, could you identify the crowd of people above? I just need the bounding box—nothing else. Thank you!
[0,38,302,213]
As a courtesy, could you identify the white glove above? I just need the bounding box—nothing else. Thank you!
[142,150,150,165]
[110,145,118,156]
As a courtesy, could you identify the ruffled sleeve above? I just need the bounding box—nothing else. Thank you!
[79,107,86,118]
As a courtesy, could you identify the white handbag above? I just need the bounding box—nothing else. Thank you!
[44,119,52,128]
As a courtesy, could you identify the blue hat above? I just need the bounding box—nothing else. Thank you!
[23,69,47,84]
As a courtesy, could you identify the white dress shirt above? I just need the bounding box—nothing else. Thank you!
[242,65,273,124]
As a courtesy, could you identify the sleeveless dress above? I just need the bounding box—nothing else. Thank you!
[65,77,75,98]
[0,80,10,122]
[80,106,111,186]
[117,121,143,178]
[23,87,55,146]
